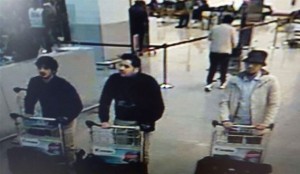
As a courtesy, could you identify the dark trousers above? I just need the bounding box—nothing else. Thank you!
[206,52,230,84]
[192,8,202,20]
[178,14,190,27]
[32,28,52,53]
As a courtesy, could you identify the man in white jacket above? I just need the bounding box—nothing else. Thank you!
[220,50,280,131]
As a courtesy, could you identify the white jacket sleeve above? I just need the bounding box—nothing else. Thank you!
[219,81,232,121]
[263,76,281,125]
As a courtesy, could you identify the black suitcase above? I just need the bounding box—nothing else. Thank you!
[194,156,272,174]
[7,146,67,174]
[74,154,147,174]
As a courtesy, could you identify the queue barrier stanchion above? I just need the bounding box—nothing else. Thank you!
[160,43,174,89]
[63,18,281,92]
[269,18,280,49]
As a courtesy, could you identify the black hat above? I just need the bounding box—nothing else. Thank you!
[243,50,267,66]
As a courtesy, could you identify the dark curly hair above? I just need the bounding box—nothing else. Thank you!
[35,56,59,71]
[120,53,141,68]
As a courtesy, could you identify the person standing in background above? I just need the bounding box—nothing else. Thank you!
[129,0,149,55]
[174,0,190,28]
[43,1,60,47]
[28,0,52,53]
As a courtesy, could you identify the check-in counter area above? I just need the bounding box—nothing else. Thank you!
[0,48,99,139]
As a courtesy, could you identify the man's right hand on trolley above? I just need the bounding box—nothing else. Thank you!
[101,122,110,128]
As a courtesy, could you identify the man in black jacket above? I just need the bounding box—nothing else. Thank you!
[24,56,83,162]
[98,53,164,164]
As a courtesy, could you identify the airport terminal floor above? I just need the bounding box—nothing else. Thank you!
[135,21,300,174]
[1,18,300,174]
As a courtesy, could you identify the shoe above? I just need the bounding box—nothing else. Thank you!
[175,25,183,28]
[204,84,213,92]
[219,83,227,89]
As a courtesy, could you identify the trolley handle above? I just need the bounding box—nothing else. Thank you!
[10,113,59,122]
[212,120,274,130]
[85,120,140,130]
[13,87,27,93]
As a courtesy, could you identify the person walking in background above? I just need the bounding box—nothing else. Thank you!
[220,50,280,134]
[205,14,238,92]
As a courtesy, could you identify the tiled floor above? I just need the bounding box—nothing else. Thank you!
[2,17,300,174]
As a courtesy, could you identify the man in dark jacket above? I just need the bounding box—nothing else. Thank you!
[129,0,149,54]
[24,56,83,162]
[98,53,164,165]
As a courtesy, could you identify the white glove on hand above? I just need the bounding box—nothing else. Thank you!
[222,121,233,128]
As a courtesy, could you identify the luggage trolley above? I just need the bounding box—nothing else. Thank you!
[7,87,69,174]
[210,120,274,163]
[75,120,147,174]
[7,113,69,174]
[194,121,273,174]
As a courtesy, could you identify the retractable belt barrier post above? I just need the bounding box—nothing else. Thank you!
[61,19,284,92]
[269,18,280,49]
[159,36,208,90]
[233,18,287,51]
[160,43,174,89]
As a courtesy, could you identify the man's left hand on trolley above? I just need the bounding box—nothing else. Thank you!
[254,123,271,135]
[255,123,268,130]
